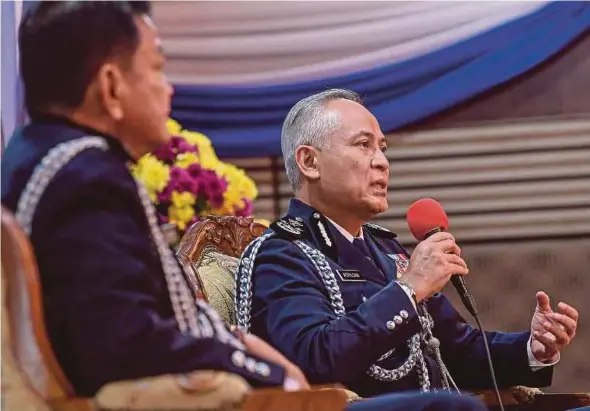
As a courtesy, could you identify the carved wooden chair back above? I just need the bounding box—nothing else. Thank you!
[176,216,267,302]
[1,205,75,401]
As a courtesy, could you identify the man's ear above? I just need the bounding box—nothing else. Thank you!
[96,63,126,121]
[295,145,320,181]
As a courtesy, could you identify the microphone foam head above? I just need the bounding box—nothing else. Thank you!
[406,198,449,240]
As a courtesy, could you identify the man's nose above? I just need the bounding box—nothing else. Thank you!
[372,148,389,172]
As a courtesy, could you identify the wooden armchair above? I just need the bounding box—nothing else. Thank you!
[1,206,348,411]
[177,215,590,411]
[176,216,268,324]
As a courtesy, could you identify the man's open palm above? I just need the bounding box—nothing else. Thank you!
[530,291,578,363]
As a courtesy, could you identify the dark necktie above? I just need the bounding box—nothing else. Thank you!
[353,237,387,278]
[353,237,373,261]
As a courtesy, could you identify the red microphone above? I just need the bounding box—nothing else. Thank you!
[406,199,505,410]
[406,198,449,241]
[406,198,478,316]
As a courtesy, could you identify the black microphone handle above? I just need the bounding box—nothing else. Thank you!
[420,225,502,410]
[423,227,478,317]
[450,274,478,317]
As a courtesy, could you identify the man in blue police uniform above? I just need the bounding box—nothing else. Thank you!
[2,3,490,410]
[236,89,579,401]
[1,1,310,397]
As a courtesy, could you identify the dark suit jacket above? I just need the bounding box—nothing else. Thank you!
[1,116,285,396]
[242,198,552,397]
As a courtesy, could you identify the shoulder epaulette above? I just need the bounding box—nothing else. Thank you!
[270,216,310,241]
[363,222,397,239]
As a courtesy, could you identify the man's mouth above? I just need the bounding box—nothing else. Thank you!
[372,181,388,191]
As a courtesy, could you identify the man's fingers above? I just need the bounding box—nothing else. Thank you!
[533,330,558,350]
[422,232,461,255]
[547,313,577,337]
[541,321,570,346]
[446,255,469,275]
[436,239,461,256]
[449,265,469,276]
[427,232,455,243]
[557,302,579,322]
[535,291,552,313]
[445,254,467,268]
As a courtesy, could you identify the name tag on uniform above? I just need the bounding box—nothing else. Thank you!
[336,270,366,282]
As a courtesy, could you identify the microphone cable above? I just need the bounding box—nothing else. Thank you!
[463,292,505,411]
[406,198,505,410]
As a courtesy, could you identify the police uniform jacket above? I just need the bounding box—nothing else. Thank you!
[1,116,286,396]
[237,198,553,398]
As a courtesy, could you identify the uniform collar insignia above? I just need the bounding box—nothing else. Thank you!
[310,212,338,261]
[270,207,340,261]
[363,222,397,239]
[270,216,309,240]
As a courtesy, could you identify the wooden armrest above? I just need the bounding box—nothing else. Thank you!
[94,370,249,410]
[318,387,362,403]
[473,386,542,407]
[91,372,350,411]
[477,388,590,411]
[242,386,348,411]
[530,393,590,411]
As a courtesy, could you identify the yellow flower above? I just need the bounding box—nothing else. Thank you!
[175,152,200,169]
[167,118,183,135]
[171,191,196,208]
[132,154,170,202]
[200,149,220,170]
[168,191,197,230]
[181,130,212,148]
[212,162,258,214]
[181,130,220,169]
[168,205,195,231]
[133,117,262,234]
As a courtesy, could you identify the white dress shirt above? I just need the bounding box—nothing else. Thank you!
[324,217,558,370]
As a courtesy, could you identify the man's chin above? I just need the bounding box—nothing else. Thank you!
[367,199,388,217]
[159,129,173,144]
[151,131,172,149]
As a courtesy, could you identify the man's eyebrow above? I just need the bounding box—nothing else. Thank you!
[348,130,375,140]
[348,131,387,143]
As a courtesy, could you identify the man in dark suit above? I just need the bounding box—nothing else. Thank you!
[1,0,308,397]
[236,89,579,399]
[1,3,489,410]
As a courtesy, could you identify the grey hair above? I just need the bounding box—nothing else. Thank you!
[281,88,362,189]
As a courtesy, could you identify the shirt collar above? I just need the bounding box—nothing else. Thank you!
[324,216,364,243]
[29,113,135,163]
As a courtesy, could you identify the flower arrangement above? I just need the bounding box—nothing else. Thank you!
[132,119,264,241]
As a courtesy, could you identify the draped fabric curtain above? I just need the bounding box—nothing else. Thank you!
[3,2,589,155]
[1,0,26,148]
[156,1,590,158]
[156,1,546,85]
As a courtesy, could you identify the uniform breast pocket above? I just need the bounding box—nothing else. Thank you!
[337,280,366,312]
